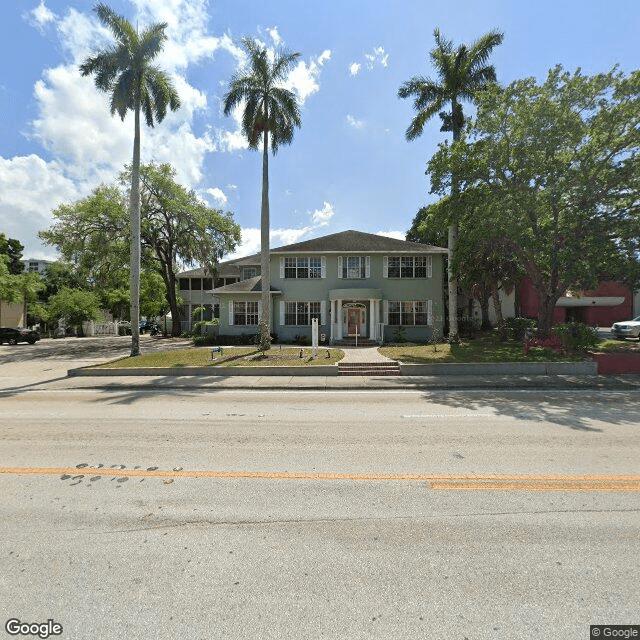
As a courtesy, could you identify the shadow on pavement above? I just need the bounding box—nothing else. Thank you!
[419,386,640,432]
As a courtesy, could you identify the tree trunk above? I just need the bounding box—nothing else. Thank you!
[129,99,141,356]
[490,282,507,341]
[536,294,558,338]
[447,98,460,342]
[161,267,181,337]
[260,125,271,341]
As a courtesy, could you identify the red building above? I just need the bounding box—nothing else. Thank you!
[519,278,632,326]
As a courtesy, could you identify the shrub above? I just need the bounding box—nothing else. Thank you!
[506,317,537,341]
[554,323,599,352]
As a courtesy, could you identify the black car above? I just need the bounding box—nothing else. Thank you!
[139,320,160,335]
[0,327,41,345]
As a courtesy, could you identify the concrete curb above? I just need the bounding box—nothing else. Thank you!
[68,360,598,378]
[68,365,339,377]
[399,361,598,376]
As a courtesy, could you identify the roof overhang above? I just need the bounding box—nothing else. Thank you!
[329,288,383,301]
[556,296,625,307]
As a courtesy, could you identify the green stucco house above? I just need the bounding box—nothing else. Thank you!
[178,230,447,344]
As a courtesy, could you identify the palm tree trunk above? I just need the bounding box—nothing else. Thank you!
[129,99,141,356]
[260,125,271,340]
[448,99,461,342]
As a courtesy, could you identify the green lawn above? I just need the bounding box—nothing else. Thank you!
[379,334,585,364]
[98,346,344,368]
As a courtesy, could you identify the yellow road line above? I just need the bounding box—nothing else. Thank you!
[0,466,639,491]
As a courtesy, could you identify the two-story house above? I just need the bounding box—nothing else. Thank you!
[178,230,447,344]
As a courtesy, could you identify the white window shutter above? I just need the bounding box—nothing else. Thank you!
[229,301,234,325]
[383,300,389,324]
[321,256,326,278]
[279,301,285,326]
[321,300,326,325]
[428,255,433,278]
[280,257,284,278]
[427,299,433,326]
[337,256,343,279]
[365,256,371,278]
[383,256,388,278]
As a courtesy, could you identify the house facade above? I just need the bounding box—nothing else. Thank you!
[177,230,447,344]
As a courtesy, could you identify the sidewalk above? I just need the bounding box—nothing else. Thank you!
[21,371,640,393]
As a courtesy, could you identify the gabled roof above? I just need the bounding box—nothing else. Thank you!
[270,230,447,254]
[212,275,281,295]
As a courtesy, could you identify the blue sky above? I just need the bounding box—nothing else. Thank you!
[2,0,639,263]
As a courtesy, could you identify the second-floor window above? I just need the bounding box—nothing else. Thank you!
[282,257,323,279]
[384,255,432,278]
[338,256,370,279]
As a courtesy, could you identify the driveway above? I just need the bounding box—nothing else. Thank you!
[0,335,192,390]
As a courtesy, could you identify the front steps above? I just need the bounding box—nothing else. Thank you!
[338,362,400,376]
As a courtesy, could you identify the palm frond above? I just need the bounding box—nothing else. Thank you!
[94,2,137,48]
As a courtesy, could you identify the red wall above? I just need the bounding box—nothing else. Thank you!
[519,278,631,326]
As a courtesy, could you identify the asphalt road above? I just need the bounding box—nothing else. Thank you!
[0,337,638,639]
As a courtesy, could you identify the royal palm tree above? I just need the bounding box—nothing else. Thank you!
[398,28,503,341]
[80,2,180,356]
[223,38,301,343]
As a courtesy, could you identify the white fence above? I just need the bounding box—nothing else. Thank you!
[82,321,127,336]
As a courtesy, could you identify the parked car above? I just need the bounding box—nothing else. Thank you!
[139,320,160,335]
[611,316,640,339]
[0,327,41,345]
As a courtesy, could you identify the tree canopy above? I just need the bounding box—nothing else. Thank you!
[40,162,241,335]
[427,65,640,336]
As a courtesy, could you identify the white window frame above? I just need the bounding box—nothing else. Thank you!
[385,300,433,326]
[231,300,259,326]
[383,255,432,278]
[280,256,326,279]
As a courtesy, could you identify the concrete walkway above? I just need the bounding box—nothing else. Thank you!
[338,346,394,363]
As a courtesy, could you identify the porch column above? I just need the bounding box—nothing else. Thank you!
[337,299,343,339]
[329,300,334,343]
[369,299,375,340]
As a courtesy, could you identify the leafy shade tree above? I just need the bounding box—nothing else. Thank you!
[80,2,180,356]
[409,193,521,335]
[428,66,640,337]
[223,37,302,342]
[46,288,102,336]
[0,233,25,274]
[129,163,240,334]
[40,164,241,336]
[398,28,503,341]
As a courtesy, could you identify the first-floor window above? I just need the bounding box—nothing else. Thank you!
[387,300,430,325]
[233,301,259,325]
[283,301,322,326]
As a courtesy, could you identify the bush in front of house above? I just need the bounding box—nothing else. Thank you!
[506,317,537,341]
[553,323,599,352]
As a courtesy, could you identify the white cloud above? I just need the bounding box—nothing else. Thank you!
[0,155,80,260]
[375,230,406,241]
[284,49,332,105]
[225,201,336,260]
[346,114,365,129]
[206,187,228,206]
[23,0,56,33]
[350,46,389,76]
[267,26,283,47]
[365,46,389,69]
[311,202,335,226]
